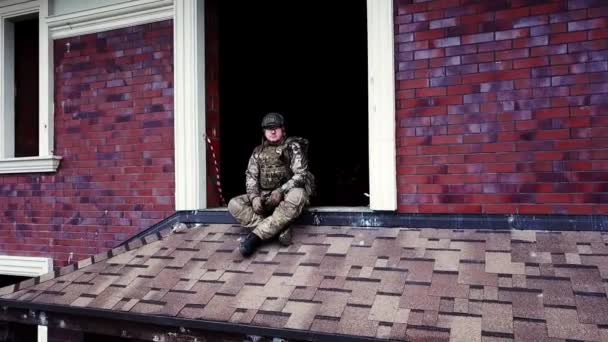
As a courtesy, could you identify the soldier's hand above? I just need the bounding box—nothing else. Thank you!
[252,197,264,214]
[267,190,284,207]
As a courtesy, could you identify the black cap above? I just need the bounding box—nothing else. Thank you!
[261,112,285,129]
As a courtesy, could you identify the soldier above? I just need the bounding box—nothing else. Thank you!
[228,112,315,257]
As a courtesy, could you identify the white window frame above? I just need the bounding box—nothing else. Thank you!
[367,0,397,210]
[174,0,205,210]
[174,0,398,211]
[0,254,53,342]
[0,0,61,174]
[0,255,52,277]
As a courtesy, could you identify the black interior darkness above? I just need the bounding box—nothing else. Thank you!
[217,1,369,206]
[14,17,39,158]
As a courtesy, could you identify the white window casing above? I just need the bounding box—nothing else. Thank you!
[39,0,53,158]
[0,10,15,159]
[367,0,397,211]
[173,0,398,211]
[173,0,206,210]
[0,0,62,173]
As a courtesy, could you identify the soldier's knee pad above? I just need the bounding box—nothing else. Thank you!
[227,198,243,216]
[285,188,306,206]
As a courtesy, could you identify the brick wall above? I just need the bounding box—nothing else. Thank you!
[0,20,175,267]
[395,0,608,215]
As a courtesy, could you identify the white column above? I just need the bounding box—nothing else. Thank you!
[39,0,54,157]
[174,0,206,210]
[367,0,397,211]
[37,325,48,342]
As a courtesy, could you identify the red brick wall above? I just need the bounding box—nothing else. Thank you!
[0,20,174,267]
[395,0,608,215]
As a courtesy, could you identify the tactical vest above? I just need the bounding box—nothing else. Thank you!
[256,142,292,191]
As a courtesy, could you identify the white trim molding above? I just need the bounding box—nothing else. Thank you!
[173,0,206,210]
[46,0,173,39]
[367,0,397,211]
[0,255,52,277]
[38,0,53,157]
[0,9,15,159]
[0,155,61,174]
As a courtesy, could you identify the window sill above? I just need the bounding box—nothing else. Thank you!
[0,156,62,174]
[0,255,53,277]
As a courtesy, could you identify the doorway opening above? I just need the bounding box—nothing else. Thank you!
[213,1,369,207]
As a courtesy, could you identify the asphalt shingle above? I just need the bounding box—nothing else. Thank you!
[1,223,607,341]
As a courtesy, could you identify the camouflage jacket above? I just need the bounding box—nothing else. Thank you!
[245,136,315,201]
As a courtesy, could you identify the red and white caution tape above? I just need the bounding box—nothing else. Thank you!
[205,135,226,206]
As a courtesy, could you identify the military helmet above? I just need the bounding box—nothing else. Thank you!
[261,112,285,129]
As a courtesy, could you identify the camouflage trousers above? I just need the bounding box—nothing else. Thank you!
[227,188,308,240]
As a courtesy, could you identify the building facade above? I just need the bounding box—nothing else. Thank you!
[0,0,605,271]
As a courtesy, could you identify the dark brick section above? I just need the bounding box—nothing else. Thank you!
[396,0,608,215]
[0,20,175,266]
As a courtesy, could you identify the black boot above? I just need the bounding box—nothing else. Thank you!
[278,227,292,246]
[240,232,262,257]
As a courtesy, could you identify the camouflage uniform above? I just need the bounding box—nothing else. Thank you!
[228,136,314,240]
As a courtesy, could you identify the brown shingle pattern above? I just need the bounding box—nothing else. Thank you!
[2,224,608,341]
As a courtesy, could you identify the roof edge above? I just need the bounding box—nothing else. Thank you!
[181,210,608,231]
[0,220,177,296]
[0,298,380,342]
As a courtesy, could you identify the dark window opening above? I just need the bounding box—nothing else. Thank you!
[216,1,369,207]
[14,16,39,158]
[0,275,29,288]
[0,322,36,342]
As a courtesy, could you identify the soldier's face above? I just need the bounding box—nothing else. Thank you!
[264,127,284,143]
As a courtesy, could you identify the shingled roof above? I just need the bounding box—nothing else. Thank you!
[1,224,608,341]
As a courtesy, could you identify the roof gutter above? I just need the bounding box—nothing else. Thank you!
[0,298,380,342]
